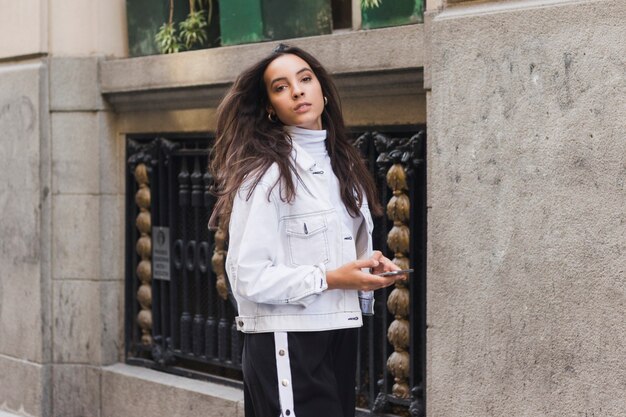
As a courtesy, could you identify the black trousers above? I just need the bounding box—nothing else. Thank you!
[242,328,359,417]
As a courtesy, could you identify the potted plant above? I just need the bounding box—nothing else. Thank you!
[126,0,219,56]
[155,0,220,54]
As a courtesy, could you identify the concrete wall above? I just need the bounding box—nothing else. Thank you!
[427,0,626,415]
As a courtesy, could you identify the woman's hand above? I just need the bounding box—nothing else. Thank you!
[369,250,406,278]
[326,251,406,291]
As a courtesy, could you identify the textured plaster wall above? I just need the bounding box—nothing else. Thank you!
[427,0,626,416]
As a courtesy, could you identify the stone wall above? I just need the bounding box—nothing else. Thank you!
[0,62,50,417]
[1,0,127,414]
[427,0,626,415]
[0,56,126,417]
[47,57,125,417]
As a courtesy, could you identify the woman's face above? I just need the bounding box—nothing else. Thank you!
[263,54,325,130]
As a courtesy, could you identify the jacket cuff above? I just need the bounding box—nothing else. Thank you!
[287,264,328,307]
[358,290,375,316]
[315,263,329,293]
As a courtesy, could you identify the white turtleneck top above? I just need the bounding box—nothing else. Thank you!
[286,125,363,243]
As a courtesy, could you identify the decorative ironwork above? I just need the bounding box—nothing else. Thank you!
[385,161,411,399]
[134,162,153,345]
[125,135,242,384]
[384,131,425,416]
[212,211,229,301]
[354,129,426,417]
[151,335,175,366]
[373,379,388,412]
[125,128,426,411]
[409,385,425,417]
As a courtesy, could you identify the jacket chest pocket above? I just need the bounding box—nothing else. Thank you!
[285,214,330,267]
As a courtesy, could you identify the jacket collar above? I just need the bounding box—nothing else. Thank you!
[290,140,318,172]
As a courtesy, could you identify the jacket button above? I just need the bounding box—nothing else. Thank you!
[281,379,289,387]
[278,349,285,356]
[238,321,244,327]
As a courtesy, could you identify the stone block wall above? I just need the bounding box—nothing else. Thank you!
[47,57,125,417]
[427,1,626,415]
[0,62,50,417]
[0,57,125,417]
[1,0,127,413]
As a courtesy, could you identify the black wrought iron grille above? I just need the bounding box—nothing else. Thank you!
[125,135,243,384]
[353,129,427,417]
[125,127,426,415]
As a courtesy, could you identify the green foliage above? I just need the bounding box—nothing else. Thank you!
[154,0,214,54]
[179,10,208,49]
[361,0,382,9]
[155,22,181,54]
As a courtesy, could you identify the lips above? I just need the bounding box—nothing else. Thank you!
[293,102,312,113]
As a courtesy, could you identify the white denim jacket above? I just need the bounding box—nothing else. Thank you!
[225,141,375,333]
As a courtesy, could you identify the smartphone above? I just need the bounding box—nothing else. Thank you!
[375,269,413,277]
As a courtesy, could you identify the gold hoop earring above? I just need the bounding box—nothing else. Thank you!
[324,96,328,106]
[268,112,277,123]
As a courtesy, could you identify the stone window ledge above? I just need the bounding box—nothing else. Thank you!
[101,363,244,417]
[101,24,425,112]
[0,411,23,417]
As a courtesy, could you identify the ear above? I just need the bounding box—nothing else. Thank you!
[266,105,274,114]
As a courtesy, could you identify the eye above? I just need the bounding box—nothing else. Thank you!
[302,75,312,82]
[274,84,287,92]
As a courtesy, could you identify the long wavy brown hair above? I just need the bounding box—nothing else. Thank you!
[209,44,382,228]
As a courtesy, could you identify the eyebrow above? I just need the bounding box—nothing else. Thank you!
[269,67,313,87]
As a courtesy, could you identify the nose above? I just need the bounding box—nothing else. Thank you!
[292,87,304,99]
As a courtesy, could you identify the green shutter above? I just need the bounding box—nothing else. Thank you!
[219,0,332,46]
[219,0,265,46]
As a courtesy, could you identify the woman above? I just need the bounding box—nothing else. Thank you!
[210,44,407,417]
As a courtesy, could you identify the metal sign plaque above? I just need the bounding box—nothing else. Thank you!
[152,226,171,281]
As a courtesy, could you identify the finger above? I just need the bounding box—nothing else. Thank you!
[363,274,387,290]
[354,258,380,269]
[380,257,399,271]
[369,274,396,287]
[370,250,383,261]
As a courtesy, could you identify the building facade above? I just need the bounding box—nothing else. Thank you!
[0,0,624,416]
